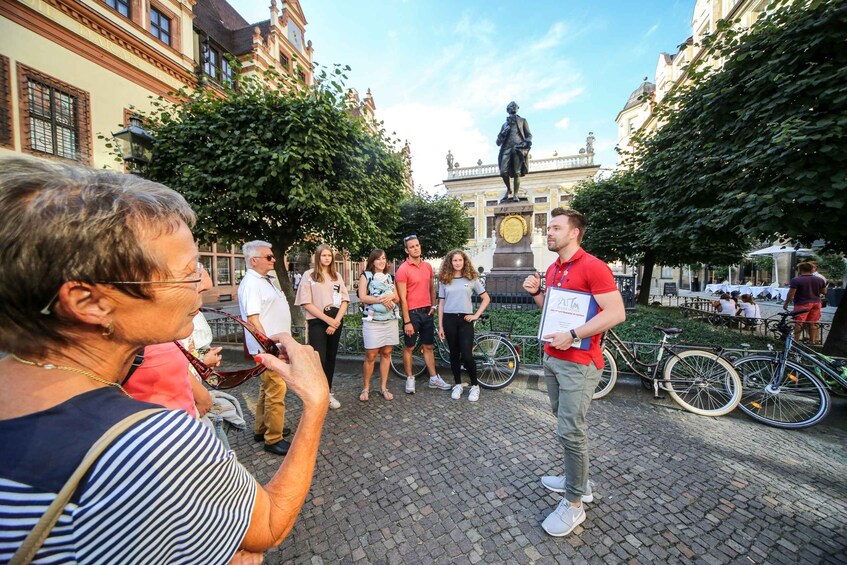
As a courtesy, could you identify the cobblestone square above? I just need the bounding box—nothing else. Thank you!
[223,356,847,564]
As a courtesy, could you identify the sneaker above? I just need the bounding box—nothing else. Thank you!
[468,385,480,402]
[428,375,452,390]
[329,393,341,409]
[451,384,463,400]
[542,499,586,537]
[540,476,594,503]
[405,376,416,394]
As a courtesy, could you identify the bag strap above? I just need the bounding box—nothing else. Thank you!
[10,408,166,565]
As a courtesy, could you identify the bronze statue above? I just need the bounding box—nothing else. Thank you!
[496,101,532,203]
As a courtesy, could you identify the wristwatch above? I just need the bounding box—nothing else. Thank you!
[569,329,582,347]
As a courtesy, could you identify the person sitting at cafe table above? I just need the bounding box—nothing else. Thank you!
[712,293,736,316]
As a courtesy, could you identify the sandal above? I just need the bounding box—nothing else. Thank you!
[359,389,369,402]
[379,388,394,401]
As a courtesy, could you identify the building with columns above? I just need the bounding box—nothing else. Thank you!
[443,134,600,274]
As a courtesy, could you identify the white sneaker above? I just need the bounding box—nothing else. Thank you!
[542,499,585,537]
[405,377,415,394]
[468,385,480,402]
[451,384,463,399]
[428,375,452,390]
[329,393,341,409]
[540,476,594,503]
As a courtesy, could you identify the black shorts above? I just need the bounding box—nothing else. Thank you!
[404,308,434,347]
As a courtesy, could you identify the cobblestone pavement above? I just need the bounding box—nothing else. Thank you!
[223,355,847,564]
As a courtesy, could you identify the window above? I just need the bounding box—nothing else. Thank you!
[463,201,475,209]
[216,257,232,286]
[485,200,498,207]
[105,0,130,17]
[150,7,171,45]
[20,65,91,163]
[486,216,495,238]
[200,255,213,278]
[534,196,548,204]
[198,243,212,252]
[661,266,674,279]
[0,55,11,148]
[279,52,289,68]
[201,39,234,87]
[297,69,306,83]
[234,257,247,283]
[204,47,218,79]
[534,213,547,231]
[465,217,475,240]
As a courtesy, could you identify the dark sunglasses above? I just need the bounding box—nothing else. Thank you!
[259,254,276,261]
[173,307,281,390]
[403,234,418,242]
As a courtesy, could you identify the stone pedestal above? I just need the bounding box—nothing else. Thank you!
[485,202,537,299]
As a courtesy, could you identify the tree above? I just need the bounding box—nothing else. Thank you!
[631,0,847,353]
[138,67,407,301]
[571,171,747,304]
[378,193,470,262]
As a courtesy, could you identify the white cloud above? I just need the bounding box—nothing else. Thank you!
[555,117,571,129]
[531,21,568,51]
[533,87,585,110]
[644,23,660,38]
[379,103,491,194]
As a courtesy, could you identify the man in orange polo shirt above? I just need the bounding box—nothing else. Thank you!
[523,208,626,537]
[396,235,452,394]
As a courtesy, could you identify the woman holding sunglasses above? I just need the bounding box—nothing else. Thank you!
[0,156,328,564]
[295,244,350,409]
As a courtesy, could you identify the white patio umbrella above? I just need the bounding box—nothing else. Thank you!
[747,244,813,285]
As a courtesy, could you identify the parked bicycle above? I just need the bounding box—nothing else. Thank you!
[592,326,743,417]
[391,314,520,390]
[732,309,847,429]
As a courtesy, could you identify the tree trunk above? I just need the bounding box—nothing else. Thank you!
[269,237,305,328]
[637,252,656,306]
[822,299,847,356]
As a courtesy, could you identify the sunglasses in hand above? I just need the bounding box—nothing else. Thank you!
[174,307,281,390]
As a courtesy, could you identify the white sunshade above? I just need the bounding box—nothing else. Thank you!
[747,244,813,256]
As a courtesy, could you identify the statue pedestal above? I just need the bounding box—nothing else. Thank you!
[485,202,536,300]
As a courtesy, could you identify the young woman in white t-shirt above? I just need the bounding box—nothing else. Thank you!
[436,250,490,402]
[738,294,761,319]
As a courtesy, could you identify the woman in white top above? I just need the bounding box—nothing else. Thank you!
[436,250,490,402]
[713,293,737,316]
[295,244,350,409]
[738,294,761,319]
[357,249,400,401]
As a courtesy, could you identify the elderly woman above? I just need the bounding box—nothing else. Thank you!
[0,156,328,564]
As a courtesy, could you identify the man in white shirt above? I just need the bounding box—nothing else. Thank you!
[238,240,293,456]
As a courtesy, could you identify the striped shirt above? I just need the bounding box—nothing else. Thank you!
[0,388,256,564]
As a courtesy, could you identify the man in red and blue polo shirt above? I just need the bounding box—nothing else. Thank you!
[522,208,626,537]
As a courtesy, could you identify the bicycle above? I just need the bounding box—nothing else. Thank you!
[390,314,520,390]
[592,326,743,417]
[732,309,847,429]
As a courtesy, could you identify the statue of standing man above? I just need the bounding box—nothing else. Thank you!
[497,101,532,203]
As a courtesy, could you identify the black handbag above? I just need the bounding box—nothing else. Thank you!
[323,305,340,318]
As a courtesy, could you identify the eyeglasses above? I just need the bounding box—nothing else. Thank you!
[40,261,205,316]
[403,235,418,242]
[256,254,275,261]
[173,307,281,390]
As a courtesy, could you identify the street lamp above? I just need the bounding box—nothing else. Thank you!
[112,115,155,170]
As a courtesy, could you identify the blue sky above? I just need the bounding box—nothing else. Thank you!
[230,0,696,192]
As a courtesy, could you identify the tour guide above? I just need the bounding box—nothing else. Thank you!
[522,208,626,537]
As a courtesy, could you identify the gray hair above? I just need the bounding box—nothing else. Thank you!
[243,240,273,260]
[0,155,195,357]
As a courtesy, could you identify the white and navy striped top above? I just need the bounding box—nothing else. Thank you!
[0,388,257,564]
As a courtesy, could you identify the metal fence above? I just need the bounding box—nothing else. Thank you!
[678,297,831,346]
[471,273,637,311]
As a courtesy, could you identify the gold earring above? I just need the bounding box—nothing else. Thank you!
[102,322,114,337]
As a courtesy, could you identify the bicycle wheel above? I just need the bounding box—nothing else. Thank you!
[390,336,427,379]
[734,355,830,429]
[662,350,742,416]
[593,348,618,400]
[473,336,519,390]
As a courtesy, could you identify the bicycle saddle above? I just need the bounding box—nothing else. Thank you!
[653,326,683,335]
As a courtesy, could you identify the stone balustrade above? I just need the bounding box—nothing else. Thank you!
[446,153,594,180]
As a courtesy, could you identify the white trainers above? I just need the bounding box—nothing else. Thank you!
[328,393,341,409]
[428,374,452,390]
[468,385,480,402]
[542,499,585,537]
[405,376,415,394]
[451,384,463,399]
[540,476,594,503]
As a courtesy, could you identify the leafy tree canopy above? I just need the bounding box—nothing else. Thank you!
[377,193,470,262]
[632,0,847,254]
[138,66,407,279]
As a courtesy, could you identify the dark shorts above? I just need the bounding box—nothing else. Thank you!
[404,308,434,347]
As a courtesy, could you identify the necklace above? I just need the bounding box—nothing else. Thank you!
[10,354,133,398]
